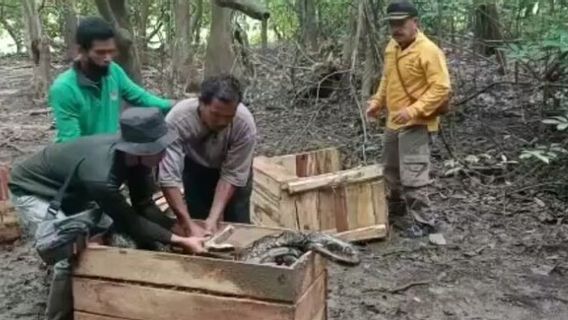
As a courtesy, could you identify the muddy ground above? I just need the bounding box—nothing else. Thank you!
[1,48,567,320]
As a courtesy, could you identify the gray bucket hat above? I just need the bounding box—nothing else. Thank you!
[115,107,178,155]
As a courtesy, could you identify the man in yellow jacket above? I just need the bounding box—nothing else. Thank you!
[366,1,451,237]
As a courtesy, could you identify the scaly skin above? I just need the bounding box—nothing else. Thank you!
[237,230,361,266]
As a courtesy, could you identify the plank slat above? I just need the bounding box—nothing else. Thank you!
[371,180,388,225]
[73,244,323,303]
[251,206,283,228]
[334,225,387,242]
[286,165,383,194]
[294,272,327,320]
[75,312,130,320]
[73,278,295,320]
[317,189,336,230]
[295,192,320,231]
[277,193,300,230]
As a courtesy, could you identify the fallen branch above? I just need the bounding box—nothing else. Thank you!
[28,108,50,116]
[389,280,432,294]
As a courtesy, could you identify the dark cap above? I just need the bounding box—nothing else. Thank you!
[386,1,419,21]
[115,107,178,155]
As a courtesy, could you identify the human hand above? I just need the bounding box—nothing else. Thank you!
[178,236,207,254]
[366,100,381,119]
[185,221,207,237]
[392,108,413,124]
[204,218,220,236]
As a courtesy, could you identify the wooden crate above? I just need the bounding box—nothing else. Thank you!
[251,147,388,242]
[72,222,327,320]
[0,165,21,244]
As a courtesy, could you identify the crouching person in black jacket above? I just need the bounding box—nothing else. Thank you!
[9,107,206,320]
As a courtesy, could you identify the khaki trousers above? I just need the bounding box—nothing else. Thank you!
[383,125,435,227]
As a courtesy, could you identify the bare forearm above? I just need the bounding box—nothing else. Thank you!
[162,186,192,225]
[208,179,236,222]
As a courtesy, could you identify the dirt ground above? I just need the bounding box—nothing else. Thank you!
[1,49,567,320]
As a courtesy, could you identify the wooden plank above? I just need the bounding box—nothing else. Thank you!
[295,153,310,177]
[286,165,383,194]
[212,221,290,247]
[0,205,21,243]
[291,252,326,299]
[254,169,286,199]
[75,312,130,320]
[357,184,377,228]
[254,156,297,183]
[252,183,281,208]
[251,206,283,228]
[333,187,349,232]
[311,306,327,320]
[317,189,336,230]
[294,192,320,231]
[74,246,298,302]
[73,278,297,320]
[251,190,280,216]
[370,180,388,225]
[313,148,341,175]
[276,193,300,230]
[294,272,327,320]
[74,233,321,303]
[271,154,297,174]
[333,225,387,242]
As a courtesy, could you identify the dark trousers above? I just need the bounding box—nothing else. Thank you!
[182,157,252,224]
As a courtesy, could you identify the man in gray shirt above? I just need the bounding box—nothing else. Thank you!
[159,74,257,237]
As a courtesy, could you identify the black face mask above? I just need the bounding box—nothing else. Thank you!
[84,56,110,80]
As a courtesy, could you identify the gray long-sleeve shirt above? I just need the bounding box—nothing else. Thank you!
[158,98,257,188]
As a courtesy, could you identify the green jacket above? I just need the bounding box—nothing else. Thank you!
[48,62,172,143]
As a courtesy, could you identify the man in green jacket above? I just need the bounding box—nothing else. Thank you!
[48,16,174,143]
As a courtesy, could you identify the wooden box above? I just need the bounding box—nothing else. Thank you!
[72,223,327,320]
[1,165,21,244]
[252,147,388,242]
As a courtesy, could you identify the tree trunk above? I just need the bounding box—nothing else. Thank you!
[361,1,379,101]
[22,0,51,99]
[94,0,142,83]
[205,1,235,78]
[58,0,77,62]
[297,0,317,51]
[261,17,267,50]
[135,0,151,64]
[172,0,191,82]
[474,1,506,74]
[205,0,269,79]
[191,0,204,45]
[342,2,358,65]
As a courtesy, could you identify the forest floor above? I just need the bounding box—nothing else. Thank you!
[1,46,567,320]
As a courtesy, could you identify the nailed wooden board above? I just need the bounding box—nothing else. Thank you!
[74,227,326,303]
[371,180,388,225]
[0,203,21,243]
[74,277,295,320]
[333,225,387,242]
[75,313,131,320]
[286,165,383,194]
[295,192,320,231]
[293,272,327,320]
[74,271,326,320]
[74,246,294,302]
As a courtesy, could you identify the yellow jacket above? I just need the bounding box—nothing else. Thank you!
[370,31,451,132]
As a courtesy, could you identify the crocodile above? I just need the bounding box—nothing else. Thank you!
[236,230,361,267]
